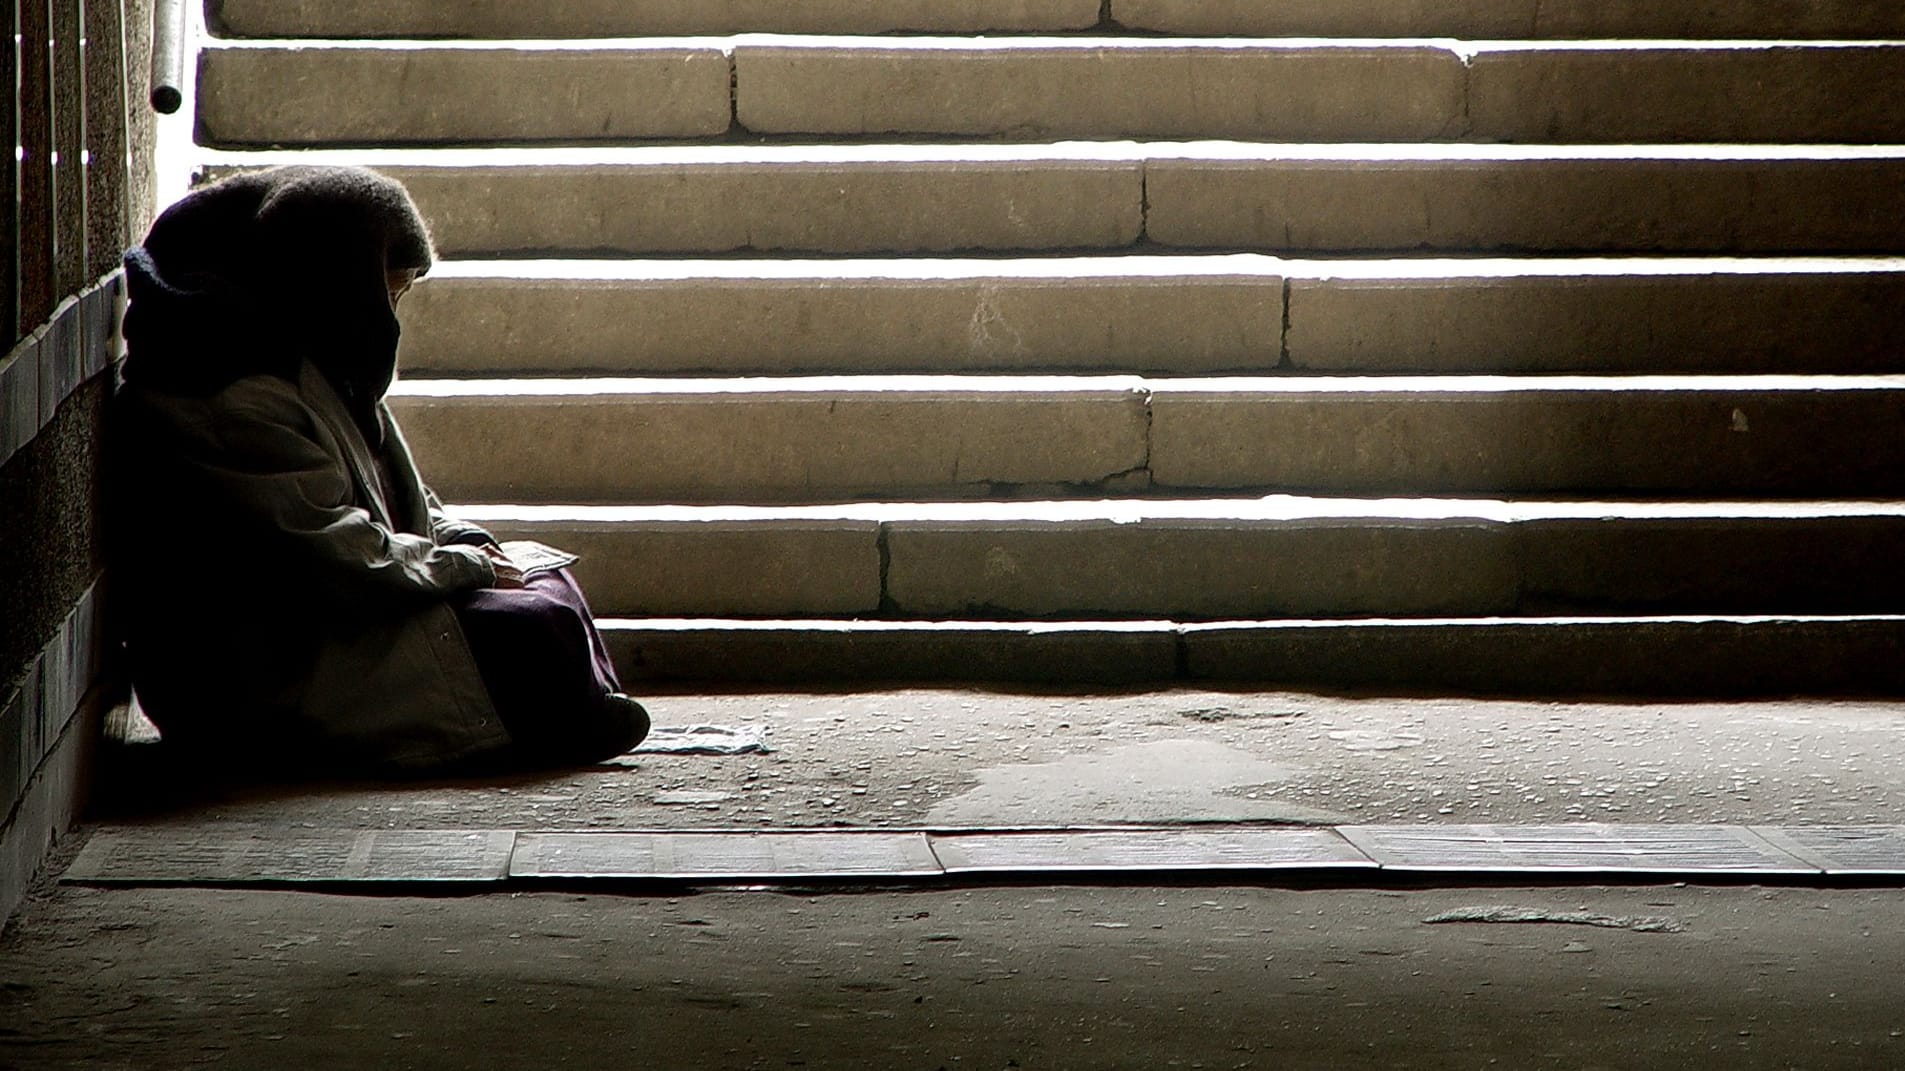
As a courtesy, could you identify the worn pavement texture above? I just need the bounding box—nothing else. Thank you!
[82,688,1905,831]
[6,883,1905,1069]
[6,687,1905,1069]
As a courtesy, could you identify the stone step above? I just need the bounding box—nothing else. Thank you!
[399,256,1905,377]
[1116,1,1905,41]
[201,145,1905,256]
[208,0,1905,41]
[198,40,1905,146]
[204,146,1141,256]
[391,375,1905,503]
[1145,376,1905,498]
[730,38,1472,142]
[393,375,1153,505]
[448,499,1905,618]
[208,0,1105,39]
[1142,144,1905,256]
[599,615,1905,694]
[734,39,1905,144]
[197,42,735,146]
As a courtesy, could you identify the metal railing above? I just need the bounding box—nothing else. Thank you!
[8,0,137,345]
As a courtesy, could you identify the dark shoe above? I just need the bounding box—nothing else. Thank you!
[598,692,651,755]
[502,692,651,770]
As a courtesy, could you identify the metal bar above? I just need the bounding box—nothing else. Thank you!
[4,0,20,344]
[53,0,87,296]
[18,0,56,327]
[84,0,130,279]
[148,0,182,112]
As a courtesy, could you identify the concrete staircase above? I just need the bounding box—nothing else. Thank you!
[186,0,1905,692]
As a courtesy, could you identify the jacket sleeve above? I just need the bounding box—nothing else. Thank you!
[424,485,496,548]
[187,380,496,610]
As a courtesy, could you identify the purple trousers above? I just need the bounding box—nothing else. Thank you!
[451,568,632,764]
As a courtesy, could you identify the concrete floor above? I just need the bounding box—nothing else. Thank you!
[83,687,1905,831]
[7,687,1905,1068]
[7,883,1905,1069]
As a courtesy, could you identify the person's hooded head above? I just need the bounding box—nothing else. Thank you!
[121,165,436,444]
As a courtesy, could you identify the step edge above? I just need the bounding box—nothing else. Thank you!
[446,498,1905,524]
[599,614,1905,631]
[422,253,1905,282]
[388,373,1905,397]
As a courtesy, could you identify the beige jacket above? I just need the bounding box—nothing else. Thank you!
[113,359,510,771]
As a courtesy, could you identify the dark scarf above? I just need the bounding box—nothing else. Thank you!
[121,165,435,445]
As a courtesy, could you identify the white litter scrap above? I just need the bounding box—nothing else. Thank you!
[630,724,774,755]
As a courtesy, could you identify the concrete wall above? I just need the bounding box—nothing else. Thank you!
[1,0,156,926]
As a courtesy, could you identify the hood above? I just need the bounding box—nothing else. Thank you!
[121,165,436,443]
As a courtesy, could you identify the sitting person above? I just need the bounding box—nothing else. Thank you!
[110,164,648,775]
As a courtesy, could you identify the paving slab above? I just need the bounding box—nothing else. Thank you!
[1340,824,1813,875]
[929,827,1376,873]
[198,44,732,146]
[65,822,1905,886]
[62,828,514,884]
[735,39,1465,140]
[1752,826,1905,876]
[511,830,942,879]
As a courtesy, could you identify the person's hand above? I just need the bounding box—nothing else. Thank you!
[480,544,525,589]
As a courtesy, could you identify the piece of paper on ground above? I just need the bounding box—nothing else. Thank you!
[611,724,774,759]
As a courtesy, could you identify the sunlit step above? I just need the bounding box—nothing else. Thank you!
[199,38,1905,145]
[1119,2,1905,41]
[599,615,1905,693]
[730,38,1905,144]
[209,0,1905,42]
[202,144,1905,256]
[446,497,1905,618]
[400,255,1905,376]
[209,0,1103,40]
[392,374,1905,503]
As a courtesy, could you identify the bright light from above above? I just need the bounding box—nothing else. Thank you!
[388,374,1905,399]
[425,254,1905,283]
[446,497,1905,526]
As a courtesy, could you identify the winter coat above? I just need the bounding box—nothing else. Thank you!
[110,164,511,773]
[112,357,512,772]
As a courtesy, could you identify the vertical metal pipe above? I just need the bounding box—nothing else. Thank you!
[147,0,180,112]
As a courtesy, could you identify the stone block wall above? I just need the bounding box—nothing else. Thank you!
[1,0,156,926]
